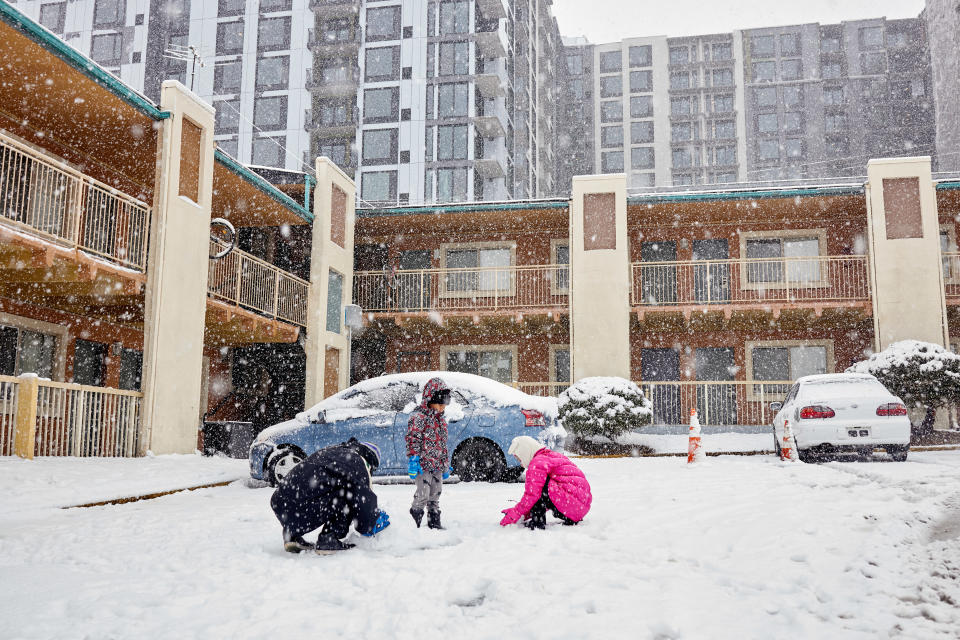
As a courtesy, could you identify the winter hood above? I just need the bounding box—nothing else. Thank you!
[508,435,545,468]
[420,377,450,410]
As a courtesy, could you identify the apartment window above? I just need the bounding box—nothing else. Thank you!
[551,241,570,293]
[366,6,401,41]
[712,95,734,113]
[219,0,244,16]
[673,174,694,186]
[260,0,292,11]
[780,33,800,56]
[90,33,122,66]
[714,120,735,139]
[757,113,778,134]
[751,35,775,57]
[601,150,624,173]
[781,59,801,81]
[217,21,245,55]
[631,147,655,170]
[822,63,842,79]
[39,3,66,33]
[784,138,803,159]
[630,70,652,93]
[669,72,690,89]
[823,86,844,106]
[671,122,692,142]
[118,349,142,391]
[671,96,693,116]
[326,270,343,333]
[361,171,397,202]
[436,168,468,201]
[566,54,582,75]
[319,142,351,167]
[445,347,514,383]
[362,128,398,165]
[752,61,776,82]
[439,0,469,34]
[711,68,733,87]
[888,31,909,48]
[821,36,842,53]
[93,0,124,27]
[756,139,779,161]
[755,86,777,108]
[319,59,351,84]
[443,245,512,292]
[254,95,287,129]
[437,124,468,160]
[599,51,621,73]
[214,99,240,132]
[669,46,689,64]
[745,234,822,283]
[438,41,469,76]
[631,121,653,144]
[632,172,656,188]
[672,148,692,168]
[783,85,802,108]
[630,96,653,118]
[626,45,651,68]
[826,136,849,157]
[217,137,239,158]
[783,112,802,133]
[366,46,400,81]
[257,16,290,51]
[73,339,106,386]
[322,18,353,42]
[0,325,57,378]
[256,55,289,90]
[751,343,828,385]
[214,59,242,93]
[711,42,732,60]
[600,101,622,123]
[252,136,283,166]
[713,145,736,165]
[825,114,845,134]
[859,26,884,50]
[363,87,398,123]
[941,229,956,279]
[437,83,468,117]
[600,75,622,98]
[601,126,624,147]
[569,78,584,98]
[861,52,886,74]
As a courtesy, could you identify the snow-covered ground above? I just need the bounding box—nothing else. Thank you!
[2,452,959,639]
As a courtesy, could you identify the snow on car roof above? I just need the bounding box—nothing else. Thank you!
[797,373,879,384]
[297,371,558,423]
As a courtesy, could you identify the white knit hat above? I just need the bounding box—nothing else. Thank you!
[508,435,544,468]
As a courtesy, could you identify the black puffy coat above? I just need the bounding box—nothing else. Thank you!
[271,440,380,536]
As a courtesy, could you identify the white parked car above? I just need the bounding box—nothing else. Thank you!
[770,373,911,462]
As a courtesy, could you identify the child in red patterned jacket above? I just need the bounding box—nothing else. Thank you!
[406,377,452,530]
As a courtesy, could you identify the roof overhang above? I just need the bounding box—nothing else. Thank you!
[213,150,313,227]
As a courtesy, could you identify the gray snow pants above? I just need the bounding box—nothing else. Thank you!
[412,470,443,512]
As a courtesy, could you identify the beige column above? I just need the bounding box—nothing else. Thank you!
[865,156,949,351]
[569,173,631,381]
[305,157,356,407]
[140,81,215,454]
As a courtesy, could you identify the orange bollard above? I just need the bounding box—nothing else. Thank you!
[687,407,703,464]
[781,419,797,462]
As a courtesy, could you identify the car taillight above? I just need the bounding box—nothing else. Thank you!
[799,405,835,419]
[521,409,545,427]
[876,402,907,416]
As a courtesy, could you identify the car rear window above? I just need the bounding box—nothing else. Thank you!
[802,379,888,397]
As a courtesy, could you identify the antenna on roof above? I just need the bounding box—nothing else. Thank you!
[163,44,230,92]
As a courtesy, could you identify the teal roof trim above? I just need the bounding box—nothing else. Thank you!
[936,182,960,191]
[627,184,865,205]
[0,2,170,121]
[214,149,313,224]
[358,199,569,218]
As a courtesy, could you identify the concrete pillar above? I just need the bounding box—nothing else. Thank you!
[140,81,215,454]
[569,173,631,381]
[305,158,356,407]
[865,156,949,351]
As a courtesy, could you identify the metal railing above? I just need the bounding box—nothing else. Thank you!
[636,380,792,427]
[943,252,960,299]
[353,264,569,313]
[513,382,570,397]
[0,375,19,456]
[630,255,871,307]
[208,240,310,327]
[0,130,151,270]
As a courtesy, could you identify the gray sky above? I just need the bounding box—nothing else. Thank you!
[551,0,927,43]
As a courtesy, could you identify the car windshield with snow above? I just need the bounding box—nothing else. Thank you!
[249,372,563,484]
[770,373,911,462]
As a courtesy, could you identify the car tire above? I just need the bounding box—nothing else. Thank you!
[772,426,782,458]
[453,440,506,483]
[886,444,909,462]
[267,447,304,486]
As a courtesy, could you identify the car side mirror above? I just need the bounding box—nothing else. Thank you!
[312,410,325,423]
[769,402,783,412]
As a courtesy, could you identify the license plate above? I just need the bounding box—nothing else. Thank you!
[847,428,871,438]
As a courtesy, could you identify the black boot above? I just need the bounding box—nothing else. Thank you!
[314,532,355,555]
[427,509,445,530]
[410,507,424,528]
[282,530,315,553]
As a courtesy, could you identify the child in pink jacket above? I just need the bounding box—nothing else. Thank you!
[499,435,592,529]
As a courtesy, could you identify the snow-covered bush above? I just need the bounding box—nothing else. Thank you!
[558,377,652,442]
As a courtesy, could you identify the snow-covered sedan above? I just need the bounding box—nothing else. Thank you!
[249,372,563,485]
[770,373,911,462]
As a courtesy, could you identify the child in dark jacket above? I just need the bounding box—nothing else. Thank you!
[405,377,452,530]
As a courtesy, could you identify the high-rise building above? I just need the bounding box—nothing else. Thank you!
[924,0,960,173]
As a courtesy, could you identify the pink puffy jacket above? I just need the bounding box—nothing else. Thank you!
[503,449,592,523]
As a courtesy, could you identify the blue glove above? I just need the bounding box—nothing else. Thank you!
[363,511,390,537]
[442,466,452,480]
[408,455,421,479]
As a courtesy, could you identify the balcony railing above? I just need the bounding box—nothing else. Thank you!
[353,265,569,314]
[631,255,871,307]
[0,130,150,271]
[0,375,19,456]
[513,382,570,397]
[208,241,310,327]
[637,380,791,427]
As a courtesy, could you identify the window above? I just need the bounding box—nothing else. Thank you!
[0,325,57,378]
[217,21,245,55]
[214,60,242,93]
[39,3,66,33]
[569,79,584,98]
[711,43,732,61]
[258,16,290,51]
[366,6,400,41]
[256,56,289,90]
[599,51,621,73]
[671,96,693,116]
[631,121,654,144]
[600,101,622,122]
[781,59,801,81]
[444,347,514,383]
[711,69,733,87]
[941,228,956,280]
[319,141,351,168]
[217,137,239,158]
[631,147,655,170]
[751,35,775,57]
[629,45,651,67]
[671,122,692,142]
[822,63,842,79]
[601,126,624,147]
[439,0,469,34]
[823,86,844,106]
[90,34,122,66]
[119,349,142,391]
[888,31,909,49]
[219,0,244,16]
[254,95,287,129]
[362,128,398,165]
[825,114,845,134]
[632,172,656,188]
[780,33,800,56]
[669,46,689,64]
[326,270,343,333]
[784,138,803,159]
[321,18,353,42]
[602,151,624,172]
[436,167,468,201]
[713,145,736,165]
[756,139,779,161]
[630,96,652,118]
[438,41,469,76]
[757,113,778,134]
[443,245,513,293]
[752,61,776,82]
[437,124,468,160]
[673,174,694,186]
[551,346,571,385]
[672,148,692,168]
[252,136,283,166]
[630,70,652,93]
[783,85,802,108]
[714,120,735,139]
[566,54,582,75]
[319,59,351,84]
[361,171,397,202]
[365,46,399,81]
[859,26,884,50]
[755,87,777,108]
[260,0,292,10]
[73,339,106,386]
[821,36,842,53]
[436,83,468,118]
[712,95,734,113]
[93,0,123,27]
[861,52,886,74]
[745,234,822,283]
[750,343,828,385]
[669,72,690,90]
[783,111,802,133]
[600,75,622,98]
[215,99,240,132]
[364,87,398,123]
